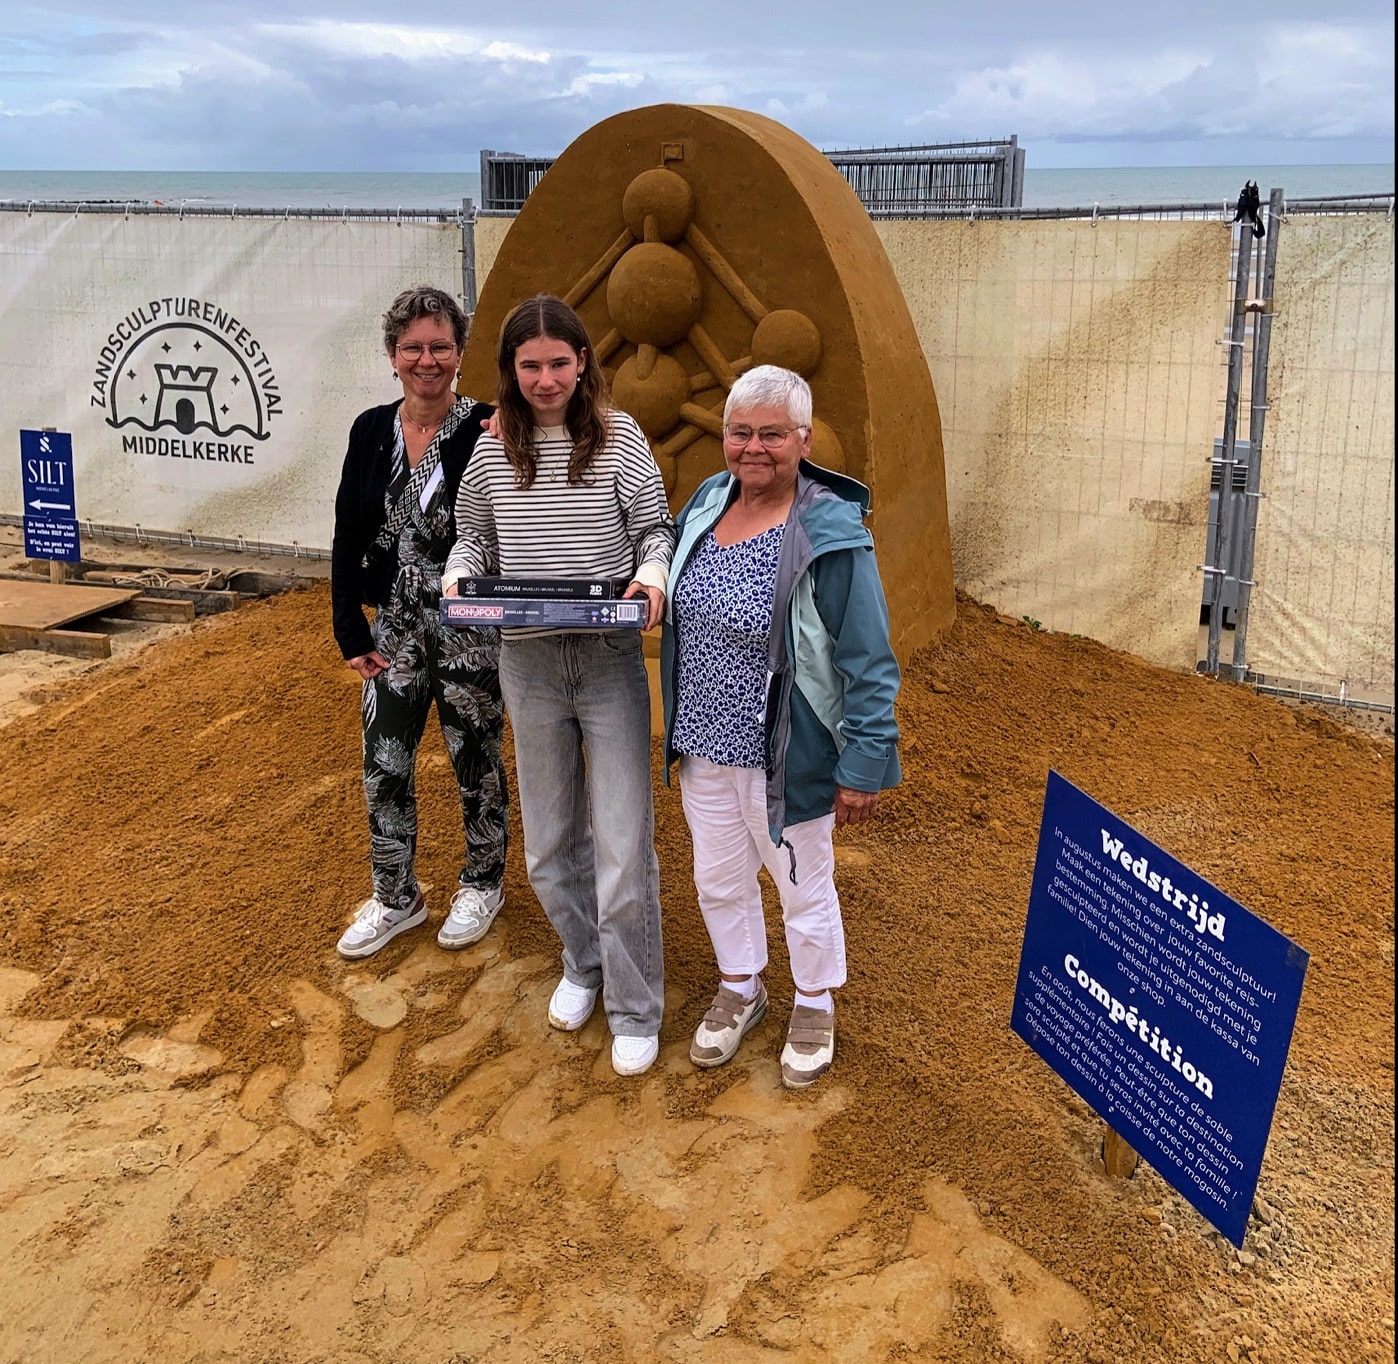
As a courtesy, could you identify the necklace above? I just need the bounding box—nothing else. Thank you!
[403,408,446,437]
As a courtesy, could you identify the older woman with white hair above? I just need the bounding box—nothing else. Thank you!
[660,365,901,1087]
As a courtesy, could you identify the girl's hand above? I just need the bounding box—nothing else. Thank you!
[624,581,665,631]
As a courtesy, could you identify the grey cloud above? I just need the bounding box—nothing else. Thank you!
[0,1,1392,168]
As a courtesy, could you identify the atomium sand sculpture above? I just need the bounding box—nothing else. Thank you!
[460,104,955,658]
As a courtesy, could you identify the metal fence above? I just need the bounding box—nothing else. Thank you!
[1201,192,1394,712]
[879,209,1232,671]
[0,202,466,224]
[824,138,1024,214]
[480,137,1025,215]
[478,151,557,215]
[4,184,1390,713]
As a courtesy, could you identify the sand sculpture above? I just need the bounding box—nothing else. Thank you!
[459,103,955,656]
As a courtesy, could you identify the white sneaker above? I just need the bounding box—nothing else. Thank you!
[336,891,427,959]
[437,883,504,949]
[548,977,599,1031]
[612,1034,659,1076]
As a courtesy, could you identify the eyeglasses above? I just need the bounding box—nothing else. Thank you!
[396,341,459,362]
[722,424,805,450]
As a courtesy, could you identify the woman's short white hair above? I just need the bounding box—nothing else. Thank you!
[724,365,813,429]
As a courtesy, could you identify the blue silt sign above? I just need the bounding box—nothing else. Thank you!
[21,428,81,564]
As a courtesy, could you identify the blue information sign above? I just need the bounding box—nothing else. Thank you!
[20,429,80,563]
[1012,771,1308,1246]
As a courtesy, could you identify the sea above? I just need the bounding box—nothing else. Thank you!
[0,165,1392,212]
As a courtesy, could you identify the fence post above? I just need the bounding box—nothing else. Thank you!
[479,150,493,210]
[1230,187,1285,681]
[461,198,478,338]
[1205,217,1258,674]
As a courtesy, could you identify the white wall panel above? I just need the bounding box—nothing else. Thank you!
[0,212,463,547]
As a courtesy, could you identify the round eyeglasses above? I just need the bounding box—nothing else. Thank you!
[722,424,805,450]
[396,341,459,362]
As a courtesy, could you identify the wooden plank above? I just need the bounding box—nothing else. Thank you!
[0,579,139,631]
[115,584,242,614]
[80,560,212,576]
[1103,1127,1140,1179]
[0,624,110,659]
[78,575,243,613]
[0,569,144,594]
[102,596,197,623]
[0,570,53,585]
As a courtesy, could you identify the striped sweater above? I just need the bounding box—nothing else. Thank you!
[441,410,676,624]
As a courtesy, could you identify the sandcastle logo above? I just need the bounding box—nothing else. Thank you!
[91,297,282,463]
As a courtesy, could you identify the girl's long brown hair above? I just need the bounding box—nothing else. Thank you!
[495,295,610,489]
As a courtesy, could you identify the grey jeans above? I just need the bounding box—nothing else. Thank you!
[498,632,664,1036]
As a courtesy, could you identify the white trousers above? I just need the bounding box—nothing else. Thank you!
[678,755,847,993]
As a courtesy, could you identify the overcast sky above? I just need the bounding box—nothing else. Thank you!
[1,1,1392,171]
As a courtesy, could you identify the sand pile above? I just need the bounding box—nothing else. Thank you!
[0,583,1391,1362]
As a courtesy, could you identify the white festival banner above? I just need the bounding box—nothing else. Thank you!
[0,211,464,548]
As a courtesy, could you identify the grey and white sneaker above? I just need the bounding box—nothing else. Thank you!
[689,980,768,1068]
[336,890,427,959]
[780,1004,836,1088]
[437,883,504,949]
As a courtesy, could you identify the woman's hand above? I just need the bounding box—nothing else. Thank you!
[833,785,878,828]
[481,412,502,438]
[348,651,390,681]
[624,581,665,631]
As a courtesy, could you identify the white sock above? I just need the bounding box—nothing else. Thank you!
[723,975,759,1001]
[795,988,833,1013]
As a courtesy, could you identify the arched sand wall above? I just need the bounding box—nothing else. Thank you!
[460,105,955,663]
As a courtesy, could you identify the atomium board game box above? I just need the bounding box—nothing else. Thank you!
[454,575,633,601]
[441,596,648,629]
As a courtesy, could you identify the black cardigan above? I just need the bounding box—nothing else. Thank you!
[330,398,493,660]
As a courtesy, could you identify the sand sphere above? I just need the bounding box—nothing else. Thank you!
[622,168,695,243]
[607,243,703,348]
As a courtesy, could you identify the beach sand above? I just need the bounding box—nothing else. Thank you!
[0,577,1391,1362]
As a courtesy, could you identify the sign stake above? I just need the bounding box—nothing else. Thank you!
[1103,1127,1140,1179]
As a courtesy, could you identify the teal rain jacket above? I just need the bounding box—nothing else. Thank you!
[661,460,902,848]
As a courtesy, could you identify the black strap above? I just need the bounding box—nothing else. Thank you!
[371,399,469,555]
